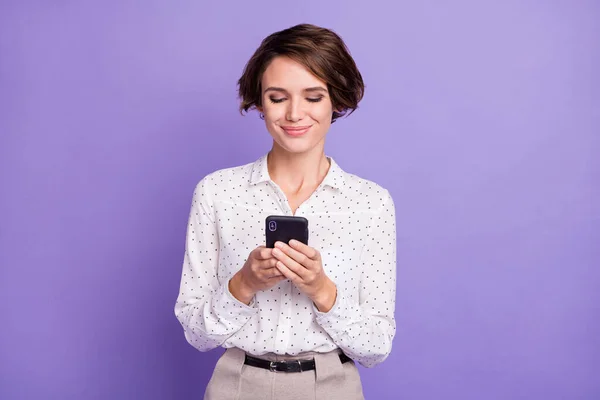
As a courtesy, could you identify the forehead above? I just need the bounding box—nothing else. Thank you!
[261,56,326,90]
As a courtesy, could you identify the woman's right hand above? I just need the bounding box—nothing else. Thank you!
[228,246,285,304]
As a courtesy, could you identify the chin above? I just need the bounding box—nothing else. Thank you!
[275,138,320,154]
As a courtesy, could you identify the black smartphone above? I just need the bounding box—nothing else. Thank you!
[265,215,309,248]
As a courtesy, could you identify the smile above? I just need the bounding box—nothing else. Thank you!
[281,125,312,137]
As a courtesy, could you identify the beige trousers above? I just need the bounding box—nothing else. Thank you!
[204,347,364,400]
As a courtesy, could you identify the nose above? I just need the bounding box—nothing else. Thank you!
[286,98,304,122]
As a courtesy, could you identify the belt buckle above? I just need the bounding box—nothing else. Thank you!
[296,359,302,372]
[269,361,277,372]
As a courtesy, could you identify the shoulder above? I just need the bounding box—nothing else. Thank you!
[341,171,395,212]
[192,160,255,201]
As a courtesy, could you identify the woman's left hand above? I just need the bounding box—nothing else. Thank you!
[272,240,337,313]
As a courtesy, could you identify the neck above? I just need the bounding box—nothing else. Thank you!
[267,142,330,193]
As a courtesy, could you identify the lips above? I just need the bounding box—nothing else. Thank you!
[281,125,312,137]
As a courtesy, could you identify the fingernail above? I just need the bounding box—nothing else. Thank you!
[274,242,283,249]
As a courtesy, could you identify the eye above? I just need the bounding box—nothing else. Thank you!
[269,97,286,104]
[306,97,324,103]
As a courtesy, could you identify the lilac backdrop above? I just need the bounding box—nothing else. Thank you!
[0,1,598,399]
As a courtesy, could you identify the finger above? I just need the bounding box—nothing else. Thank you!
[269,276,286,285]
[266,267,284,279]
[289,240,320,260]
[275,260,301,283]
[272,247,308,279]
[257,258,278,270]
[274,242,311,270]
[254,246,273,260]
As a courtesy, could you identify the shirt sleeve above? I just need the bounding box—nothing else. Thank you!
[174,178,258,352]
[313,189,397,367]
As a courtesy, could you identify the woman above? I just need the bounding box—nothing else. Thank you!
[175,23,397,400]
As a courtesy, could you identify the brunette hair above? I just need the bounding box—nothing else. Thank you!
[237,24,364,122]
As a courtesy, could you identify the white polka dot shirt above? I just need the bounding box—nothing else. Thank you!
[174,154,397,368]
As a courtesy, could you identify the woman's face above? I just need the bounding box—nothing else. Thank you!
[258,56,334,155]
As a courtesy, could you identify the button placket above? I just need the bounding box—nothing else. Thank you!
[274,283,292,353]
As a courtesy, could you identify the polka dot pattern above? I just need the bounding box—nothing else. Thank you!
[174,154,397,368]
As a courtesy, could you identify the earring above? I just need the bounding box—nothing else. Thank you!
[259,113,265,120]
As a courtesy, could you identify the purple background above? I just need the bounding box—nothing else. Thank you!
[1,1,598,399]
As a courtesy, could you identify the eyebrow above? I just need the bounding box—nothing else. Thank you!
[264,86,328,94]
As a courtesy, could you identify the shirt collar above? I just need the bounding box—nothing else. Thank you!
[249,153,347,191]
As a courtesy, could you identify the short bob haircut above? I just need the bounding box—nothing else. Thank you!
[238,24,364,123]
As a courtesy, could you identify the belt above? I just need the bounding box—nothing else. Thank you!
[244,352,352,373]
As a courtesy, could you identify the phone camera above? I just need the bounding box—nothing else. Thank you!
[268,221,277,232]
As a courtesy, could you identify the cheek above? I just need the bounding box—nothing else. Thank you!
[262,102,284,121]
[312,103,334,123]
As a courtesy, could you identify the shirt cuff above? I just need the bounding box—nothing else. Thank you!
[312,286,363,342]
[212,278,258,326]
